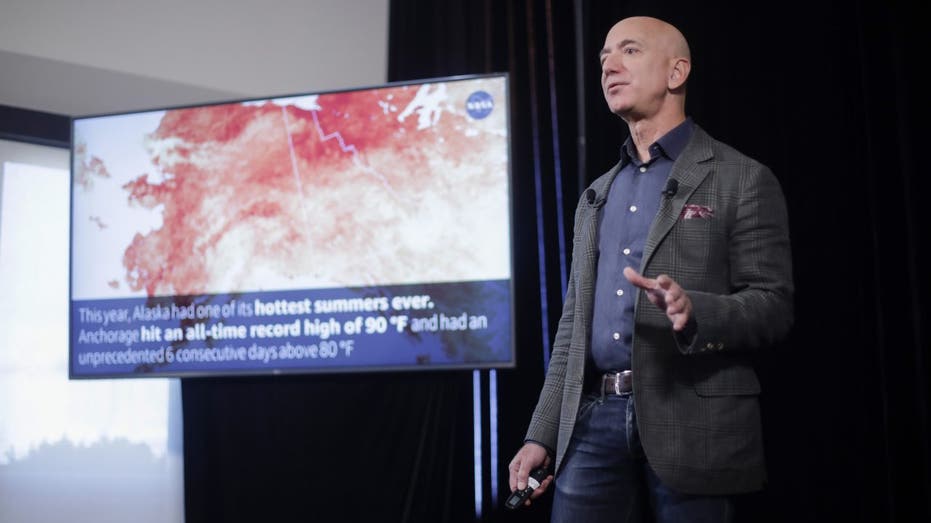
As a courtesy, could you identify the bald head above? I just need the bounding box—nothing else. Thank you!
[617,16,691,61]
[600,16,692,123]
[601,16,691,73]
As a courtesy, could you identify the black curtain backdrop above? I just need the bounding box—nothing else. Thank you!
[182,371,476,521]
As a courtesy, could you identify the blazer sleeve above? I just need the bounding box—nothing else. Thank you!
[523,196,588,451]
[679,163,794,354]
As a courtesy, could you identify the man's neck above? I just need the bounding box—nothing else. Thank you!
[624,112,687,163]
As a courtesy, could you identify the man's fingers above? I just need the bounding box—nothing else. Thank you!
[508,459,519,491]
[509,444,551,508]
[625,269,692,331]
[509,443,549,493]
[623,267,655,290]
[628,268,669,308]
[644,288,665,307]
[521,475,554,507]
[656,274,675,290]
[666,290,685,314]
[664,286,692,330]
[626,266,666,308]
[529,475,554,500]
[516,459,532,490]
[673,315,688,331]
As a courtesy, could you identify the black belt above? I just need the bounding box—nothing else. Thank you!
[598,370,633,395]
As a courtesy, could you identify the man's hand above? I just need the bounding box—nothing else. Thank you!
[508,443,553,505]
[623,267,692,331]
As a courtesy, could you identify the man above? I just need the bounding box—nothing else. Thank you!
[508,16,793,522]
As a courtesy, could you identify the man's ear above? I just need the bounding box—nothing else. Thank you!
[668,58,691,91]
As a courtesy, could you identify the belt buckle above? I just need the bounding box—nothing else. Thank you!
[602,371,623,396]
[612,371,623,395]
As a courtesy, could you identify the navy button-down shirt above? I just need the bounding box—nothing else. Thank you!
[590,118,694,372]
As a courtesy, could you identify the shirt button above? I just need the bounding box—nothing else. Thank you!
[629,205,637,212]
[612,332,621,340]
[616,289,624,296]
[623,248,631,255]
[639,166,647,173]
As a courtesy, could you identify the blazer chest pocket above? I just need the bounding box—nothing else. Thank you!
[666,210,729,270]
[690,357,761,397]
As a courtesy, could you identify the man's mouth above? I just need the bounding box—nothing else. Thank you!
[605,81,628,92]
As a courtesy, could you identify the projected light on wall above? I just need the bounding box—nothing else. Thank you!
[0,156,183,523]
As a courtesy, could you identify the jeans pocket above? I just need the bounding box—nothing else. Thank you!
[575,393,599,420]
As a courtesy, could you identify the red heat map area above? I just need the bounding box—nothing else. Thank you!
[76,83,507,297]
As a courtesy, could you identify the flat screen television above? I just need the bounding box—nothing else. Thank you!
[69,74,513,378]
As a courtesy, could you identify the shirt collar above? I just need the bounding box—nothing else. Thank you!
[619,117,694,166]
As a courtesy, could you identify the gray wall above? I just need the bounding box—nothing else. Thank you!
[0,0,390,115]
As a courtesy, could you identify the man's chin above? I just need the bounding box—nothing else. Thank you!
[607,103,632,118]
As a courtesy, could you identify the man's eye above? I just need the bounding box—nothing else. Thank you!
[623,47,638,54]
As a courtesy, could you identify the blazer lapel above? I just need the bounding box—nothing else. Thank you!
[640,126,715,272]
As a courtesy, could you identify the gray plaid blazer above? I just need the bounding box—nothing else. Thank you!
[524,124,794,495]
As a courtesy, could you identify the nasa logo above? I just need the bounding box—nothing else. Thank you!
[465,91,494,120]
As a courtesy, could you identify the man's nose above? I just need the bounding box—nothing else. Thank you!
[602,54,622,75]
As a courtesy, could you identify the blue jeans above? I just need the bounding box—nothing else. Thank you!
[551,393,734,523]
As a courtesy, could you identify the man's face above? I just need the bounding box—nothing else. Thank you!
[600,19,674,119]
